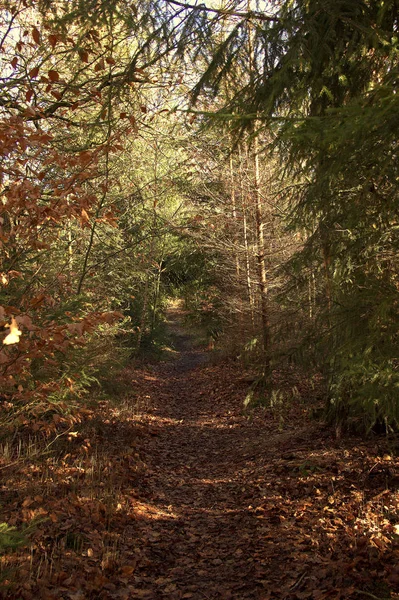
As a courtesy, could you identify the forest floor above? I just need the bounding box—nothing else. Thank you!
[2,305,399,599]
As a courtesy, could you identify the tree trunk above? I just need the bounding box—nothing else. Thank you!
[239,144,255,331]
[136,271,150,353]
[252,136,270,369]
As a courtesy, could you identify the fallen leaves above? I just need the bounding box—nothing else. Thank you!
[2,315,399,599]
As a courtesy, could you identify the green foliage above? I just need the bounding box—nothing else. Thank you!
[259,1,399,430]
[2,0,398,435]
[162,241,226,341]
[0,523,29,553]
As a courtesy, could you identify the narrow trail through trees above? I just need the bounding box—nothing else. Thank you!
[130,305,292,598]
[4,307,398,599]
[122,309,399,599]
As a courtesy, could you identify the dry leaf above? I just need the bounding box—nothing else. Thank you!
[32,27,41,44]
[79,49,89,62]
[48,34,58,49]
[48,69,60,82]
[29,66,40,78]
[3,316,22,345]
[120,564,136,577]
[80,209,90,225]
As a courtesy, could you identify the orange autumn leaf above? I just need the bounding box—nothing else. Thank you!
[80,208,90,226]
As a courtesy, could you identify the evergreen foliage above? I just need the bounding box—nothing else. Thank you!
[1,0,399,432]
[187,0,399,428]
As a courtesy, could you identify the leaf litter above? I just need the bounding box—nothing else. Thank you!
[1,312,399,599]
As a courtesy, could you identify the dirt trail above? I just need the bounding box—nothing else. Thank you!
[162,303,209,372]
[129,306,284,599]
[4,308,399,600]
[122,308,399,600]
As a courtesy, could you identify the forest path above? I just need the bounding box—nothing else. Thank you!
[161,301,209,372]
[120,307,395,600]
[8,305,399,600]
[129,305,289,599]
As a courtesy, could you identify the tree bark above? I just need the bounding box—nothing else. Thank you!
[252,136,270,367]
[239,144,255,331]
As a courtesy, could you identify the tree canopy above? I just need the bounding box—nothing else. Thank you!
[0,0,398,432]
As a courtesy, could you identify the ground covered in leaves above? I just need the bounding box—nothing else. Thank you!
[2,308,399,599]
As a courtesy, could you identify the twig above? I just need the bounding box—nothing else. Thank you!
[166,0,278,22]
[354,589,392,600]
[289,571,307,591]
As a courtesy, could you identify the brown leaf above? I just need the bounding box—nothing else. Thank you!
[78,151,92,165]
[79,49,89,63]
[32,27,41,44]
[48,69,60,82]
[16,315,35,331]
[80,209,90,227]
[94,58,105,72]
[51,90,62,101]
[120,564,136,577]
[30,293,46,307]
[48,34,58,49]
[29,66,40,78]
